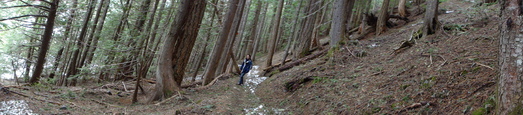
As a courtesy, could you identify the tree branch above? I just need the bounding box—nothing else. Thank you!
[14,19,47,26]
[0,5,50,11]
[21,25,45,30]
[39,0,53,5]
[19,0,50,11]
[0,15,48,22]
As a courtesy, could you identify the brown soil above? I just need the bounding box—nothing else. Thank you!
[0,0,500,114]
[257,0,499,114]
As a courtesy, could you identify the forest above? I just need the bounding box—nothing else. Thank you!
[0,0,519,114]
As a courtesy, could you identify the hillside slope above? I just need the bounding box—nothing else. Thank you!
[256,0,499,114]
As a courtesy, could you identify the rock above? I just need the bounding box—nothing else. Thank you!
[59,106,67,110]
[201,105,215,110]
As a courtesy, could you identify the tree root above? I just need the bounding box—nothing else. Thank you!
[154,91,182,106]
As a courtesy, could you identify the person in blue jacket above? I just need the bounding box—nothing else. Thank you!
[238,54,253,85]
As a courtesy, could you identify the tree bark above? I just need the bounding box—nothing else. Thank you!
[149,0,206,102]
[251,2,270,62]
[49,48,63,78]
[497,0,523,114]
[398,0,407,17]
[221,0,245,75]
[330,0,348,48]
[376,0,390,35]
[294,0,319,59]
[56,0,78,86]
[345,0,355,33]
[85,0,111,65]
[245,0,262,62]
[29,0,60,84]
[203,0,240,85]
[80,0,105,67]
[65,0,97,86]
[423,0,439,37]
[265,0,285,68]
[282,0,304,65]
[236,0,252,59]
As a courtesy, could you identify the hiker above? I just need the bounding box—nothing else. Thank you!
[238,54,253,85]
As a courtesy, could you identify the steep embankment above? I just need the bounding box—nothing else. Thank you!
[257,0,499,114]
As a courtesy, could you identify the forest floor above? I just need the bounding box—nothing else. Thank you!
[0,0,500,114]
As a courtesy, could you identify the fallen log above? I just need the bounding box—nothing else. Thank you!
[262,59,292,71]
[389,14,409,22]
[264,48,329,76]
[277,48,328,72]
[354,26,375,40]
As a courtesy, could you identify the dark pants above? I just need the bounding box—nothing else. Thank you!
[238,73,246,85]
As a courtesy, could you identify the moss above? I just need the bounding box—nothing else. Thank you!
[472,107,487,115]
[327,47,339,58]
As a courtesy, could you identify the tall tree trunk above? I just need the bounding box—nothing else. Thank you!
[86,0,111,65]
[497,0,523,114]
[111,0,133,80]
[398,0,407,17]
[311,0,326,49]
[251,1,270,62]
[192,16,215,82]
[203,0,240,85]
[330,0,349,48]
[282,0,304,65]
[237,0,252,59]
[29,0,60,84]
[345,0,356,33]
[265,0,285,68]
[376,0,390,35]
[78,0,99,69]
[25,16,43,82]
[139,0,168,81]
[56,0,78,86]
[80,0,105,67]
[49,48,64,78]
[65,0,97,86]
[244,0,262,63]
[423,0,439,37]
[220,0,245,75]
[294,0,319,59]
[131,0,154,103]
[149,0,206,101]
[112,0,132,41]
